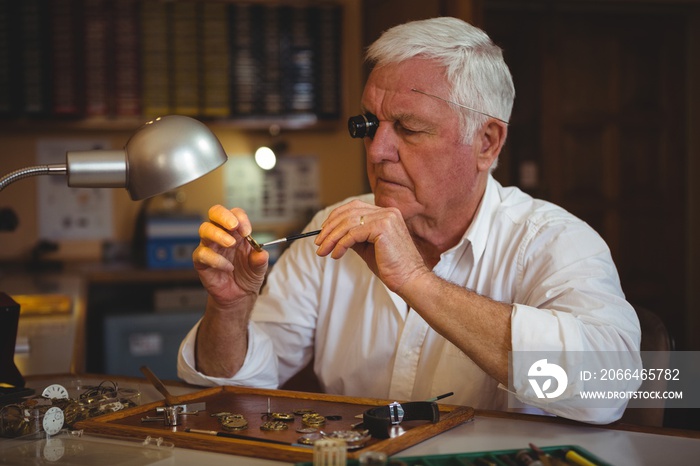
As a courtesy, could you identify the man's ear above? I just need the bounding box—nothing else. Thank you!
[476,120,508,172]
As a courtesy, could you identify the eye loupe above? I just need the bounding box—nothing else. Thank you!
[348,113,379,138]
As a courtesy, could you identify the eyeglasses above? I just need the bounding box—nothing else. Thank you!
[347,89,508,139]
[411,89,509,125]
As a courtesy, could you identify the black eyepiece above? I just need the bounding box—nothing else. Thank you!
[348,113,379,139]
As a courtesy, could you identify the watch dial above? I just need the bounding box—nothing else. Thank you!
[42,384,69,400]
[42,407,64,436]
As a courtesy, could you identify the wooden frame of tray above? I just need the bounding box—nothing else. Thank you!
[74,386,474,463]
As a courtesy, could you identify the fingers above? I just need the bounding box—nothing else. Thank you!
[314,199,414,256]
[193,243,234,272]
[208,205,253,235]
[316,201,428,292]
[315,200,381,259]
[199,221,234,249]
[199,205,255,247]
[193,205,261,272]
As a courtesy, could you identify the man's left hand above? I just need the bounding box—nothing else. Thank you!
[314,199,429,293]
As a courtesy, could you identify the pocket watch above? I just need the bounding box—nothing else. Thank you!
[42,406,65,436]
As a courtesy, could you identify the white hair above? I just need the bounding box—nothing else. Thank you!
[366,17,515,145]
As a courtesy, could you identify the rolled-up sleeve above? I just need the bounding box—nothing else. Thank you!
[177,319,279,388]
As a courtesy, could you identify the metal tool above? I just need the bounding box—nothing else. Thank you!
[141,403,205,426]
[139,366,206,426]
[157,402,206,414]
[260,229,321,248]
[140,366,179,406]
[246,230,321,252]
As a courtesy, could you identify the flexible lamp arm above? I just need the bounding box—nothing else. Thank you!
[0,164,68,190]
[0,150,127,190]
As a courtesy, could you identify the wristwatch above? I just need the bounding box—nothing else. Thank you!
[362,401,439,439]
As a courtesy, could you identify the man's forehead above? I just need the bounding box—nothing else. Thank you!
[369,58,448,89]
[360,86,417,120]
[362,87,448,123]
[362,59,450,110]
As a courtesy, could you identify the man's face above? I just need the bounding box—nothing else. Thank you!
[361,58,489,236]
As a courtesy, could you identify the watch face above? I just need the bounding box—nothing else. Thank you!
[42,384,69,400]
[42,407,64,436]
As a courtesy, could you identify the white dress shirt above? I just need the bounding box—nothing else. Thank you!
[178,175,641,424]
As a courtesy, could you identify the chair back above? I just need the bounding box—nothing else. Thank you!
[619,306,673,427]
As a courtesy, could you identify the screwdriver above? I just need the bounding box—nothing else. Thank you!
[245,229,321,252]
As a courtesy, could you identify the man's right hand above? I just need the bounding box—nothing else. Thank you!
[192,205,269,309]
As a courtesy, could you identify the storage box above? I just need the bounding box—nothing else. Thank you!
[103,311,202,379]
[145,215,201,269]
[295,445,614,466]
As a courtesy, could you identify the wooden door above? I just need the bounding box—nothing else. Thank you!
[486,4,688,348]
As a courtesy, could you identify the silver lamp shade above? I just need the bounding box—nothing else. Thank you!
[67,115,228,200]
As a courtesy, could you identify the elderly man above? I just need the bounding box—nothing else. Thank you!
[178,17,641,424]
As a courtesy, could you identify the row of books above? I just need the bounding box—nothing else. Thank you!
[0,0,342,121]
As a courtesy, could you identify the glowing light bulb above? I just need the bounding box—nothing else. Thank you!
[255,146,277,170]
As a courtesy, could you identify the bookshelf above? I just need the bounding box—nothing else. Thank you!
[0,0,343,130]
[0,0,364,266]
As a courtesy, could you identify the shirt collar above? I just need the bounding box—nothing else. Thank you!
[440,174,500,265]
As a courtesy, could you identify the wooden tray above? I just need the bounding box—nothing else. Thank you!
[74,386,474,463]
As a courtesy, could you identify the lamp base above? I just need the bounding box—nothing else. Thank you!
[0,292,25,389]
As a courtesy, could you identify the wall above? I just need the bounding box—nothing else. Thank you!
[0,0,365,263]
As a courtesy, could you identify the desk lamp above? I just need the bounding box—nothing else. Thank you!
[0,115,227,394]
[0,115,227,200]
